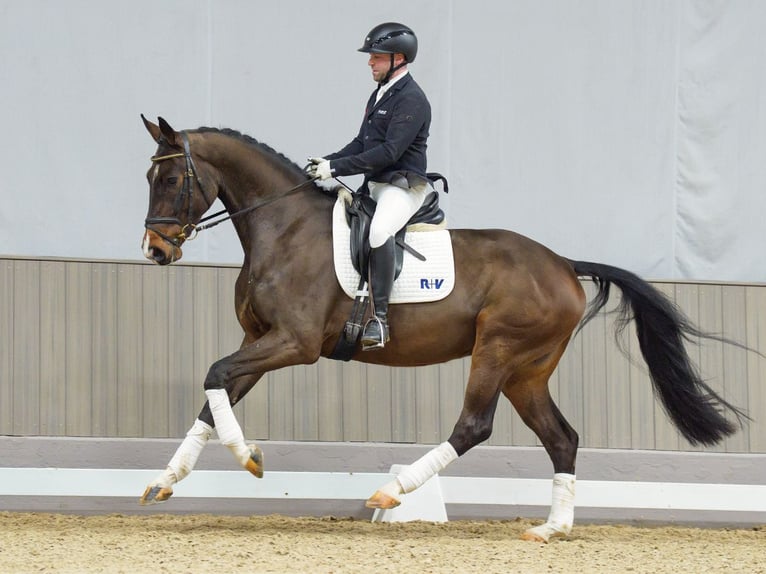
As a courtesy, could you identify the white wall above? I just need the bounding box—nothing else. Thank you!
[1,0,765,281]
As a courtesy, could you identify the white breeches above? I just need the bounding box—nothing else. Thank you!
[367,181,431,248]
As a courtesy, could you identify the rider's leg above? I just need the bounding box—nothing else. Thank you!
[361,181,429,350]
[361,235,396,349]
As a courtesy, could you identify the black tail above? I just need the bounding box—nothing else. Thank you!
[569,259,749,446]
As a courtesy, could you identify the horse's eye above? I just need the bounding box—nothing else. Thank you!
[167,176,178,185]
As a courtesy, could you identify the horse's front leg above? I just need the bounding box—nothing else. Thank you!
[203,330,319,472]
[139,373,263,505]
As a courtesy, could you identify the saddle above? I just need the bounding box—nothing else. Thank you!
[344,173,448,279]
[330,173,449,361]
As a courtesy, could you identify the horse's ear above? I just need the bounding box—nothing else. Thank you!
[141,114,162,143]
[158,116,179,147]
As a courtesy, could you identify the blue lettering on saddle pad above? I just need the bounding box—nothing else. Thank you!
[420,279,445,290]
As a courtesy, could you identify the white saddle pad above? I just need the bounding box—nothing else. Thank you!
[332,197,455,303]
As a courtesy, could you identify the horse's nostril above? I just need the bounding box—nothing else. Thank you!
[149,247,168,265]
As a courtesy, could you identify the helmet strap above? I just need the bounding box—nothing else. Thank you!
[380,53,407,86]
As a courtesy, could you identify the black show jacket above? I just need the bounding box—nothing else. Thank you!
[325,73,431,189]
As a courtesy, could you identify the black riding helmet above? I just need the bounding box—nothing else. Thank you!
[358,22,418,85]
[358,22,418,63]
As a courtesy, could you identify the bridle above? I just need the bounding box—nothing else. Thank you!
[145,131,315,249]
[145,131,212,247]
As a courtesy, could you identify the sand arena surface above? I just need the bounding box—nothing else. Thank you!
[0,512,763,573]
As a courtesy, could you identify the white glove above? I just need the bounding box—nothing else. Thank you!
[306,157,333,181]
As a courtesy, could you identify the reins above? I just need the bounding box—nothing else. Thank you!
[192,178,315,234]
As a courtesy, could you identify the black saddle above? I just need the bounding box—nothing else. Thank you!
[344,173,448,279]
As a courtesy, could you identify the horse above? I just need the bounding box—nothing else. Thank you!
[138,115,746,542]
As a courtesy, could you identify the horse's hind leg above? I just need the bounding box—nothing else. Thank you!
[366,331,508,509]
[139,372,264,505]
[502,344,579,542]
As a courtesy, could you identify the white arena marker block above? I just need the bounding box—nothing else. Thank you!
[371,464,448,523]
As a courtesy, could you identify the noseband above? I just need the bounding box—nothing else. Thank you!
[145,131,211,248]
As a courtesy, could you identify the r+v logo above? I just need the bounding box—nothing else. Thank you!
[420,278,445,290]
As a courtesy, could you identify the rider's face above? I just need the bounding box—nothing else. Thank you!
[368,52,404,83]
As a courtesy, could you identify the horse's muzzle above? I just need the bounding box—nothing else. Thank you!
[142,229,183,265]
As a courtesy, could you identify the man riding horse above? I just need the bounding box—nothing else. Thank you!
[307,22,432,350]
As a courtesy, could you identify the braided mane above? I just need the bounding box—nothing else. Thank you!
[193,126,307,179]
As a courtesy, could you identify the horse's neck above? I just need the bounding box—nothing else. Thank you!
[210,141,332,251]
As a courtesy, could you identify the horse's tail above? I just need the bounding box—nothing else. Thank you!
[568,259,749,446]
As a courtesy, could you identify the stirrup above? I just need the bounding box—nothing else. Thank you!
[361,316,389,350]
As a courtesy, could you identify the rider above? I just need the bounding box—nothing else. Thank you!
[307,22,432,350]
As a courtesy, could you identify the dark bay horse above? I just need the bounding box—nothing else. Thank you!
[139,116,745,542]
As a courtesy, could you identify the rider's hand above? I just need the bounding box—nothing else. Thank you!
[306,157,333,181]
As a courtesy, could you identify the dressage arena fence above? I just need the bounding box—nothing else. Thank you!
[1,256,765,524]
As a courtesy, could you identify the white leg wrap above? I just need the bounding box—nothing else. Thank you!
[205,388,251,466]
[163,418,213,483]
[525,473,576,542]
[396,442,459,494]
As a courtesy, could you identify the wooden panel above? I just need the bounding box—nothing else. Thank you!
[12,260,39,435]
[438,359,467,442]
[90,263,118,436]
[39,261,68,435]
[721,285,750,453]
[2,257,765,455]
[141,265,169,438]
[366,363,392,442]
[63,262,92,436]
[167,265,198,437]
[243,378,271,441]
[266,369,292,440]
[293,363,319,440]
[116,264,144,437]
[414,365,441,444]
[489,397,514,447]
[581,307,609,448]
[0,260,14,434]
[745,286,766,451]
[315,359,344,442]
[390,363,417,443]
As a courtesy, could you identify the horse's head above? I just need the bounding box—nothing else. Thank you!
[141,115,216,265]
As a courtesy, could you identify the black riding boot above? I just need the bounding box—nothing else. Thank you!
[361,237,396,350]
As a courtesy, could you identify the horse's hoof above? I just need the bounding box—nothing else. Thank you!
[521,523,569,543]
[520,530,548,543]
[140,485,173,505]
[365,490,401,509]
[245,444,264,478]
